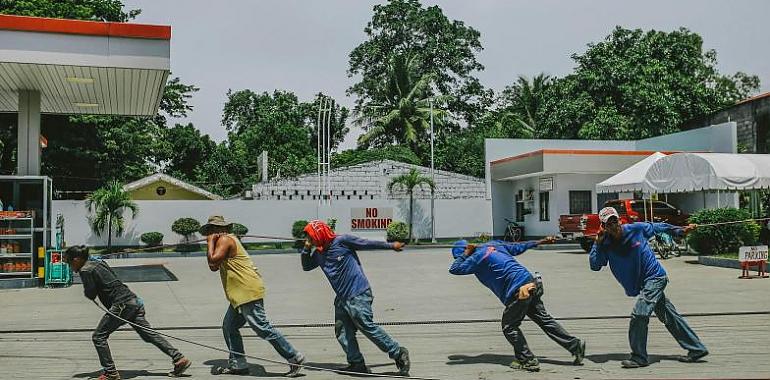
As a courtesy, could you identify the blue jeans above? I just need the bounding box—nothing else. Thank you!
[335,289,401,364]
[222,299,298,369]
[629,277,707,364]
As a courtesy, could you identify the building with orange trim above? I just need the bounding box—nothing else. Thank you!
[484,122,739,237]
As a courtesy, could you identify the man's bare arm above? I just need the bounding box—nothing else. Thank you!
[208,235,233,271]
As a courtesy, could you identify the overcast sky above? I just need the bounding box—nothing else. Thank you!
[124,0,770,148]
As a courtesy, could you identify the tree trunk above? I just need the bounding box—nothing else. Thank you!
[107,214,113,254]
[408,192,414,242]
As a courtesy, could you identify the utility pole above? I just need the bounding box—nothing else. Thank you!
[430,98,436,243]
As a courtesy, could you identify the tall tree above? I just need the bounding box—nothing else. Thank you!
[86,180,138,253]
[193,142,250,198]
[0,0,140,21]
[356,54,449,156]
[222,90,348,179]
[160,123,216,180]
[498,74,554,135]
[536,27,760,140]
[388,168,435,242]
[349,0,486,124]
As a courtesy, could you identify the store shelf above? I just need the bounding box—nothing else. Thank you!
[0,235,33,239]
[0,253,32,258]
[0,272,32,276]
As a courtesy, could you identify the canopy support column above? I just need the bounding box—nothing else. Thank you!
[17,90,41,176]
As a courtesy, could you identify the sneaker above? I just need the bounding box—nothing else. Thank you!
[340,362,371,374]
[510,357,540,372]
[394,347,411,375]
[170,357,192,377]
[621,359,649,368]
[286,352,306,377]
[573,339,586,366]
[212,365,250,375]
[96,372,121,380]
[678,350,709,363]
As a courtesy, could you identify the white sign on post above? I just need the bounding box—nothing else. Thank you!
[739,246,769,262]
[351,207,394,230]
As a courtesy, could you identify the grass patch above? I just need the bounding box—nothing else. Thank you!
[710,252,739,260]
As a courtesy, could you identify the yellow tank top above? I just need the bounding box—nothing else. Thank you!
[219,234,265,308]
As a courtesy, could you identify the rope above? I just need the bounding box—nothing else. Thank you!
[91,301,441,380]
[5,310,769,335]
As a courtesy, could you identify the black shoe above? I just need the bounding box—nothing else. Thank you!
[212,366,249,375]
[395,347,411,375]
[678,350,709,363]
[621,359,649,369]
[510,357,540,372]
[573,339,586,366]
[340,362,370,374]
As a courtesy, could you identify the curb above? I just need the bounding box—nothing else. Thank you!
[698,255,769,271]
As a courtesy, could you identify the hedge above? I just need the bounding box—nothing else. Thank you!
[387,221,409,242]
[140,232,163,247]
[688,207,760,255]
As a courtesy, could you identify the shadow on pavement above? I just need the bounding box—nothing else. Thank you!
[447,353,575,367]
[586,353,682,364]
[73,369,179,379]
[304,361,399,378]
[202,359,287,377]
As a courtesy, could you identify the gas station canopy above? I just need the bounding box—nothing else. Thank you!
[0,14,171,175]
[0,14,170,116]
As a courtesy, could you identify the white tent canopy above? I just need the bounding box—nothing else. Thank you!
[596,152,666,194]
[646,153,770,193]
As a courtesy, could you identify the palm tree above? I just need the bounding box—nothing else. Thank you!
[501,74,553,137]
[86,180,138,254]
[357,54,449,152]
[388,168,435,242]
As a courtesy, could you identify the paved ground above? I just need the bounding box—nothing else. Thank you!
[1,247,768,379]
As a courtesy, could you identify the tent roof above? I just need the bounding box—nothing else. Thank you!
[647,153,770,193]
[596,152,667,194]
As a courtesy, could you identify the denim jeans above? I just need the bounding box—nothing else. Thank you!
[501,280,581,361]
[93,300,183,373]
[222,299,299,369]
[629,276,708,364]
[334,289,401,364]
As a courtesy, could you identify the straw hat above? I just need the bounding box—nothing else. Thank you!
[199,215,233,236]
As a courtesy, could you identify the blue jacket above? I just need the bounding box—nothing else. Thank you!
[589,222,681,296]
[449,240,538,305]
[301,234,393,300]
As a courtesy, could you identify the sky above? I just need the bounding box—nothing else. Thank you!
[123,0,770,149]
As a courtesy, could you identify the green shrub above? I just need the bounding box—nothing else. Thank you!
[387,221,409,242]
[172,217,201,237]
[688,207,760,255]
[231,223,248,235]
[292,220,308,249]
[473,232,491,244]
[140,232,163,247]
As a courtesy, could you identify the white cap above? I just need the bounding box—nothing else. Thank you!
[599,206,620,224]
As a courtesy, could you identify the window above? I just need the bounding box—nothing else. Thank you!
[539,192,550,221]
[569,191,592,214]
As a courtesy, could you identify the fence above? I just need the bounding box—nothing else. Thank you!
[54,199,492,247]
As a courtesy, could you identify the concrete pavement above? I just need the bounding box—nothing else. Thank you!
[1,247,768,379]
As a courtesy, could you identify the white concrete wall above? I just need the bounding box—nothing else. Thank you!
[54,199,492,247]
